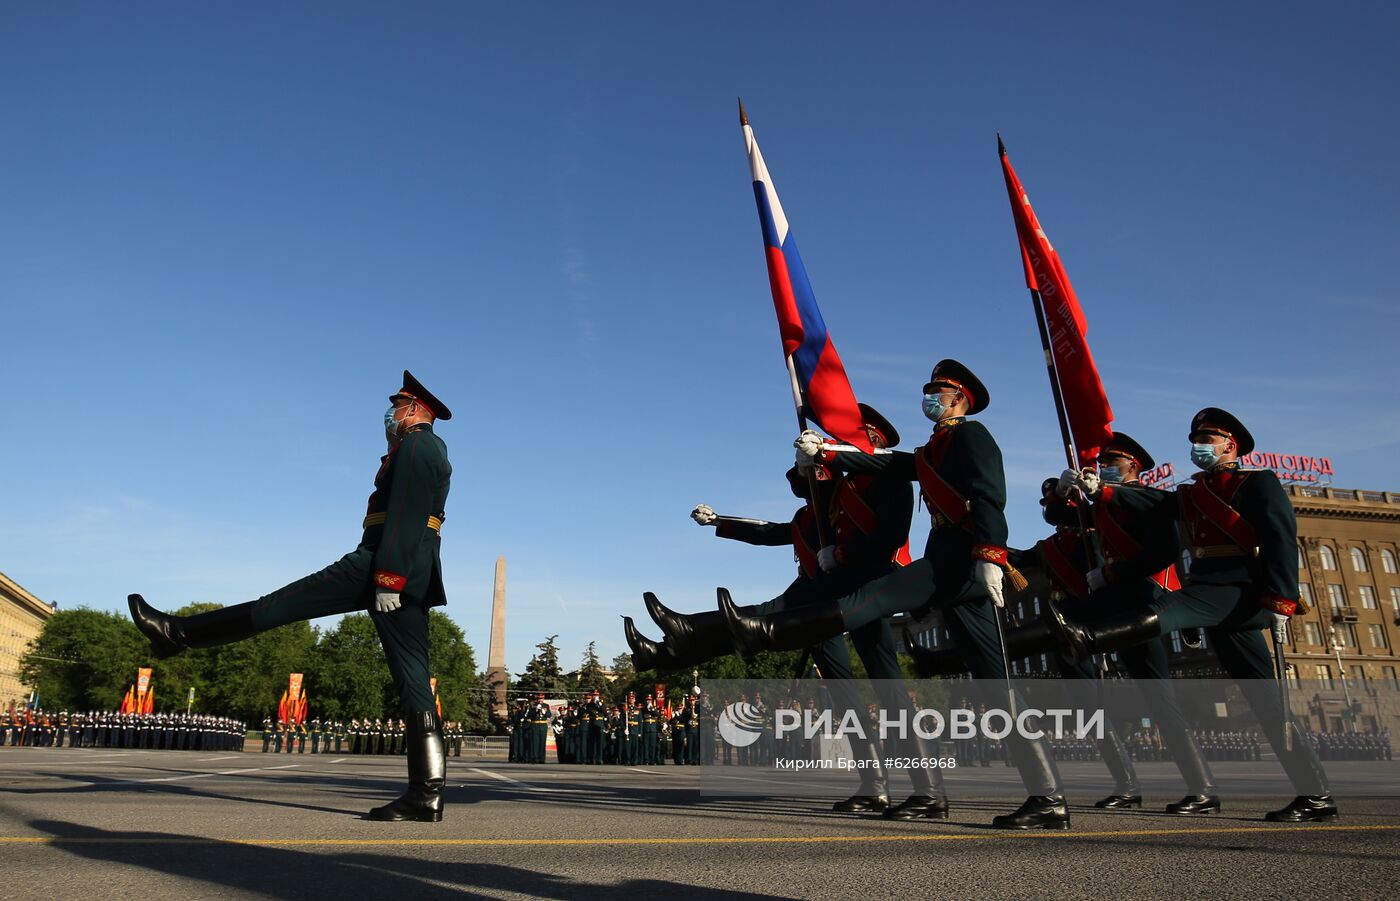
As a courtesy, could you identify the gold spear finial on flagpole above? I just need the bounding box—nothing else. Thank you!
[738,97,748,127]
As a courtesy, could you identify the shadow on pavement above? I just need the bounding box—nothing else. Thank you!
[27,819,797,900]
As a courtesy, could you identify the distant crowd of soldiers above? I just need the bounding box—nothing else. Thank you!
[258,717,474,756]
[506,689,713,766]
[0,709,245,751]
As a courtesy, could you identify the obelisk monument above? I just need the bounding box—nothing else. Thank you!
[486,555,509,725]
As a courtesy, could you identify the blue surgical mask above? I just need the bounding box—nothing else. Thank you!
[922,394,947,422]
[384,406,401,443]
[1190,443,1221,470]
[1099,465,1123,484]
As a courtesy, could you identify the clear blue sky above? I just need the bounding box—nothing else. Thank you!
[3,3,1397,677]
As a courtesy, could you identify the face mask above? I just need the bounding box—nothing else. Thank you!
[922,394,948,422]
[1190,443,1221,470]
[384,406,401,443]
[1099,465,1123,484]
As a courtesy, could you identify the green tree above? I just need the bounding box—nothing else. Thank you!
[19,608,147,711]
[307,614,393,722]
[575,641,609,695]
[426,610,485,731]
[515,635,567,698]
[199,616,317,722]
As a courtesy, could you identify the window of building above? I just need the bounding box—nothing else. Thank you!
[1384,666,1399,687]
[1319,545,1338,571]
[1351,547,1369,573]
[1350,665,1366,683]
[1315,664,1333,688]
[1370,624,1388,650]
[1327,584,1346,608]
[1383,549,1399,574]
[1299,583,1314,609]
[1298,545,1306,569]
[1040,653,1049,671]
[1392,586,1400,615]
[1332,624,1356,649]
[1304,622,1322,645]
[1286,666,1301,686]
[1359,585,1378,610]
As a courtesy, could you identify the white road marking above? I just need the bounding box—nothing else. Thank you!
[61,763,301,787]
[468,768,539,791]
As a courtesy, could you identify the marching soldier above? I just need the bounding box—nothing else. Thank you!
[634,405,948,815]
[720,360,1071,829]
[127,371,453,821]
[907,432,1221,814]
[1050,408,1336,822]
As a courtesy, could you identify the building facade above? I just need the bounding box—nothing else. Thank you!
[0,571,55,708]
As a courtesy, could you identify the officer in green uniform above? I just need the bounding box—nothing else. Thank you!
[127,371,453,823]
[581,689,605,765]
[1049,408,1336,823]
[720,360,1070,830]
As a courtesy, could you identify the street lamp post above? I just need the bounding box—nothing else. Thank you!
[1328,625,1355,733]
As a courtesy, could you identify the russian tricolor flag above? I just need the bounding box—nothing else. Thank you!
[742,103,872,453]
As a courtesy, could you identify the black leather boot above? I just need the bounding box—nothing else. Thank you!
[991,795,1070,830]
[833,737,890,813]
[1264,795,1338,823]
[1045,604,1161,666]
[718,588,845,658]
[128,594,187,658]
[883,732,949,820]
[645,592,740,657]
[369,711,446,822]
[623,617,672,672]
[128,594,259,658]
[1164,729,1218,813]
[1166,794,1221,815]
[903,630,963,678]
[1094,728,1142,809]
[905,621,1060,678]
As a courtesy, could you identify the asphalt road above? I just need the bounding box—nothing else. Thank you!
[1,747,1397,900]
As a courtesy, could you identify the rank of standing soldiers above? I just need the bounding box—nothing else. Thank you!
[504,689,710,765]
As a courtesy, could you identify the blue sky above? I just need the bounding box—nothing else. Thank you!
[3,3,1397,676]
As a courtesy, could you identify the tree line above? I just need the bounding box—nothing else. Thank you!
[19,605,487,730]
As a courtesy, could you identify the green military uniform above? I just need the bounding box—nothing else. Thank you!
[1050,408,1333,821]
[722,360,1069,829]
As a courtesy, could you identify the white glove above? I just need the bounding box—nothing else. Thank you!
[1086,566,1107,592]
[974,561,1005,608]
[1075,468,1102,499]
[817,546,838,573]
[1270,613,1289,646]
[691,504,717,526]
[1054,468,1077,498]
[374,590,402,613]
[794,429,824,460]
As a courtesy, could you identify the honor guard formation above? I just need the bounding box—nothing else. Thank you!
[253,717,471,757]
[504,689,709,765]
[625,359,1346,830]
[0,709,244,751]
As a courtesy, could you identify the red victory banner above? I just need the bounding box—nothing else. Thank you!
[287,673,304,704]
[998,137,1113,467]
[136,667,153,699]
[430,677,442,719]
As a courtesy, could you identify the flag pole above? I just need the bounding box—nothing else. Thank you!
[747,97,833,549]
[1000,135,1101,566]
